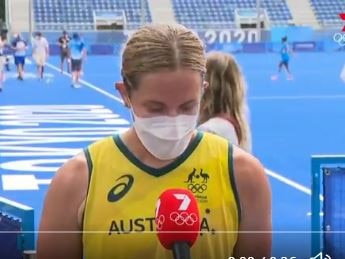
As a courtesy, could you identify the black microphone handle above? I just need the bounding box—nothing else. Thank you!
[172,242,191,259]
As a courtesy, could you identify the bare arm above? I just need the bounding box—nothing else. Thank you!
[37,153,89,259]
[232,147,272,258]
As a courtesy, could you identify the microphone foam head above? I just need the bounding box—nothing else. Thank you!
[155,188,200,249]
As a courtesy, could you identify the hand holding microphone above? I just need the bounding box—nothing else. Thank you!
[155,189,200,259]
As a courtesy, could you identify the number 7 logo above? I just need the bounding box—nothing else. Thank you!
[174,194,191,211]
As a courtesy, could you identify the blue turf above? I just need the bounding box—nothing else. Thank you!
[1,52,345,257]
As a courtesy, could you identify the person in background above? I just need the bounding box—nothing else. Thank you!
[37,24,271,259]
[58,30,70,73]
[32,32,49,79]
[198,51,252,153]
[0,28,10,71]
[4,55,10,71]
[271,36,293,81]
[69,33,86,88]
[0,34,6,91]
[11,33,27,80]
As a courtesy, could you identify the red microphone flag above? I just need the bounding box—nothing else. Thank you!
[155,189,200,250]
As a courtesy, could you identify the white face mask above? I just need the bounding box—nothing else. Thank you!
[131,111,198,160]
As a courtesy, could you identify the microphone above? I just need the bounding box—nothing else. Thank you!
[155,189,200,259]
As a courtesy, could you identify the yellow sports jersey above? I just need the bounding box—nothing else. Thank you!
[83,131,240,259]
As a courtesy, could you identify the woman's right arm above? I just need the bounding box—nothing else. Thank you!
[232,147,272,257]
[37,153,89,259]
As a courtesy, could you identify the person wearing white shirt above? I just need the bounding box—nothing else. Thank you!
[32,32,49,79]
[198,51,252,153]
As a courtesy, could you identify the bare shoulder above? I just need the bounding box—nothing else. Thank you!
[232,146,268,188]
[54,152,88,184]
[48,152,89,205]
[41,152,89,226]
[37,152,89,258]
[231,145,271,218]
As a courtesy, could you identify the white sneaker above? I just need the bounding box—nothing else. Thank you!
[271,75,278,81]
[73,84,82,88]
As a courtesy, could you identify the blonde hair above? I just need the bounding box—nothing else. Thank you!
[121,24,206,89]
[200,51,251,150]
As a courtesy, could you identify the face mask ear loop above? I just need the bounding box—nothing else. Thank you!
[121,76,135,124]
[127,98,144,126]
[127,99,136,125]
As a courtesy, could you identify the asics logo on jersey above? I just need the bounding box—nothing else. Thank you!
[107,174,134,202]
[169,212,198,226]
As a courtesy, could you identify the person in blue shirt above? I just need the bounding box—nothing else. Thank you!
[11,33,27,80]
[69,33,86,88]
[271,36,293,81]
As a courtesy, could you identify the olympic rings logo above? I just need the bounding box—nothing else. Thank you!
[333,33,345,46]
[169,212,198,226]
[188,183,207,193]
[155,215,165,230]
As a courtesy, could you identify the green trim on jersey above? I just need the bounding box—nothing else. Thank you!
[228,143,242,222]
[113,131,204,177]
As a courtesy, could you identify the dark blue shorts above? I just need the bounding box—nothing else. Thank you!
[14,56,25,66]
[280,60,289,66]
[71,59,82,72]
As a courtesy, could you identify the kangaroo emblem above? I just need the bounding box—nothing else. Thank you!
[185,168,196,183]
[199,169,210,183]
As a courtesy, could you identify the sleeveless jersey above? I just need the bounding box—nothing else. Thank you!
[82,131,240,259]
